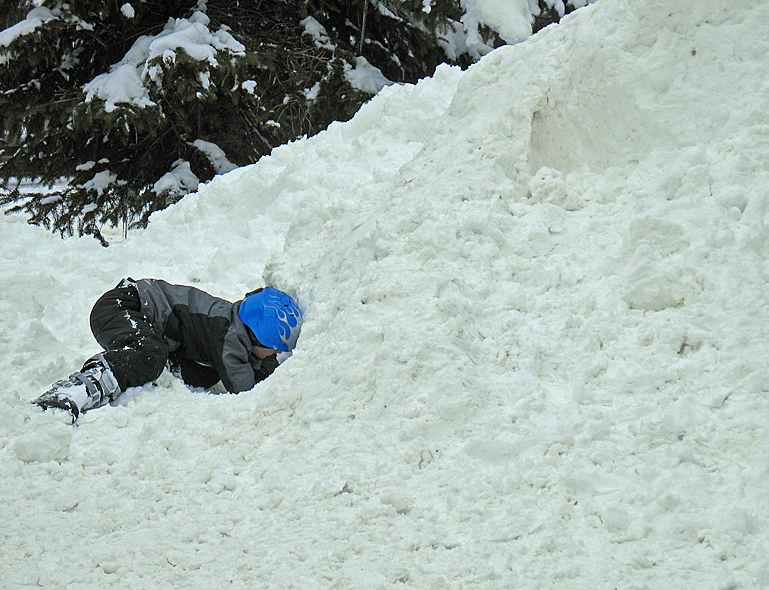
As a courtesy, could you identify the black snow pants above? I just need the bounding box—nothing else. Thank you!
[88,278,169,393]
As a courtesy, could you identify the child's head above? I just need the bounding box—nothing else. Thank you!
[238,286,303,352]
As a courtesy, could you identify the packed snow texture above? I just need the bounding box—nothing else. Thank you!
[2,0,769,588]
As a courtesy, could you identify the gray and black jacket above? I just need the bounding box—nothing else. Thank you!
[136,279,277,393]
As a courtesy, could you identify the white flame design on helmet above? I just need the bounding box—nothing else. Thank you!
[261,288,303,351]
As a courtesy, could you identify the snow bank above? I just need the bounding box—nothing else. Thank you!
[2,0,769,588]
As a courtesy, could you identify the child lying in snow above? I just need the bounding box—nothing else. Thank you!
[33,278,303,422]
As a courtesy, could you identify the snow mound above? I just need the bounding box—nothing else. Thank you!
[13,421,72,463]
[1,0,769,588]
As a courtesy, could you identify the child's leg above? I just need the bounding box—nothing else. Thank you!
[34,353,120,420]
[35,279,170,421]
[89,278,169,392]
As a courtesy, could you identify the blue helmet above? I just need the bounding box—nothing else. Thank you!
[238,286,303,352]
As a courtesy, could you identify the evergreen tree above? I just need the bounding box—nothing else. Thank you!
[1,1,249,245]
[0,0,536,244]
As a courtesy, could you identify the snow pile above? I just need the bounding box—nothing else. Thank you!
[2,0,769,588]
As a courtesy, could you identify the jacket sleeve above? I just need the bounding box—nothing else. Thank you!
[218,323,256,393]
[252,354,279,385]
[218,302,280,392]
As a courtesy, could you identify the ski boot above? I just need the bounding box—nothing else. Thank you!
[34,354,121,422]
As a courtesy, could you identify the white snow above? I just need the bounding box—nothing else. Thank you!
[83,13,245,113]
[463,0,532,44]
[0,6,56,66]
[143,13,245,72]
[83,60,155,113]
[82,169,117,197]
[120,3,135,19]
[438,0,534,61]
[301,15,336,51]
[304,81,321,101]
[0,7,54,49]
[75,161,96,171]
[2,0,769,588]
[192,139,237,175]
[344,56,392,94]
[153,159,199,197]
[240,79,257,94]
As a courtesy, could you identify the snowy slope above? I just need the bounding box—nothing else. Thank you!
[2,0,769,588]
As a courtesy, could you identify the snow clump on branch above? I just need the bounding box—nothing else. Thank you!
[83,11,245,113]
